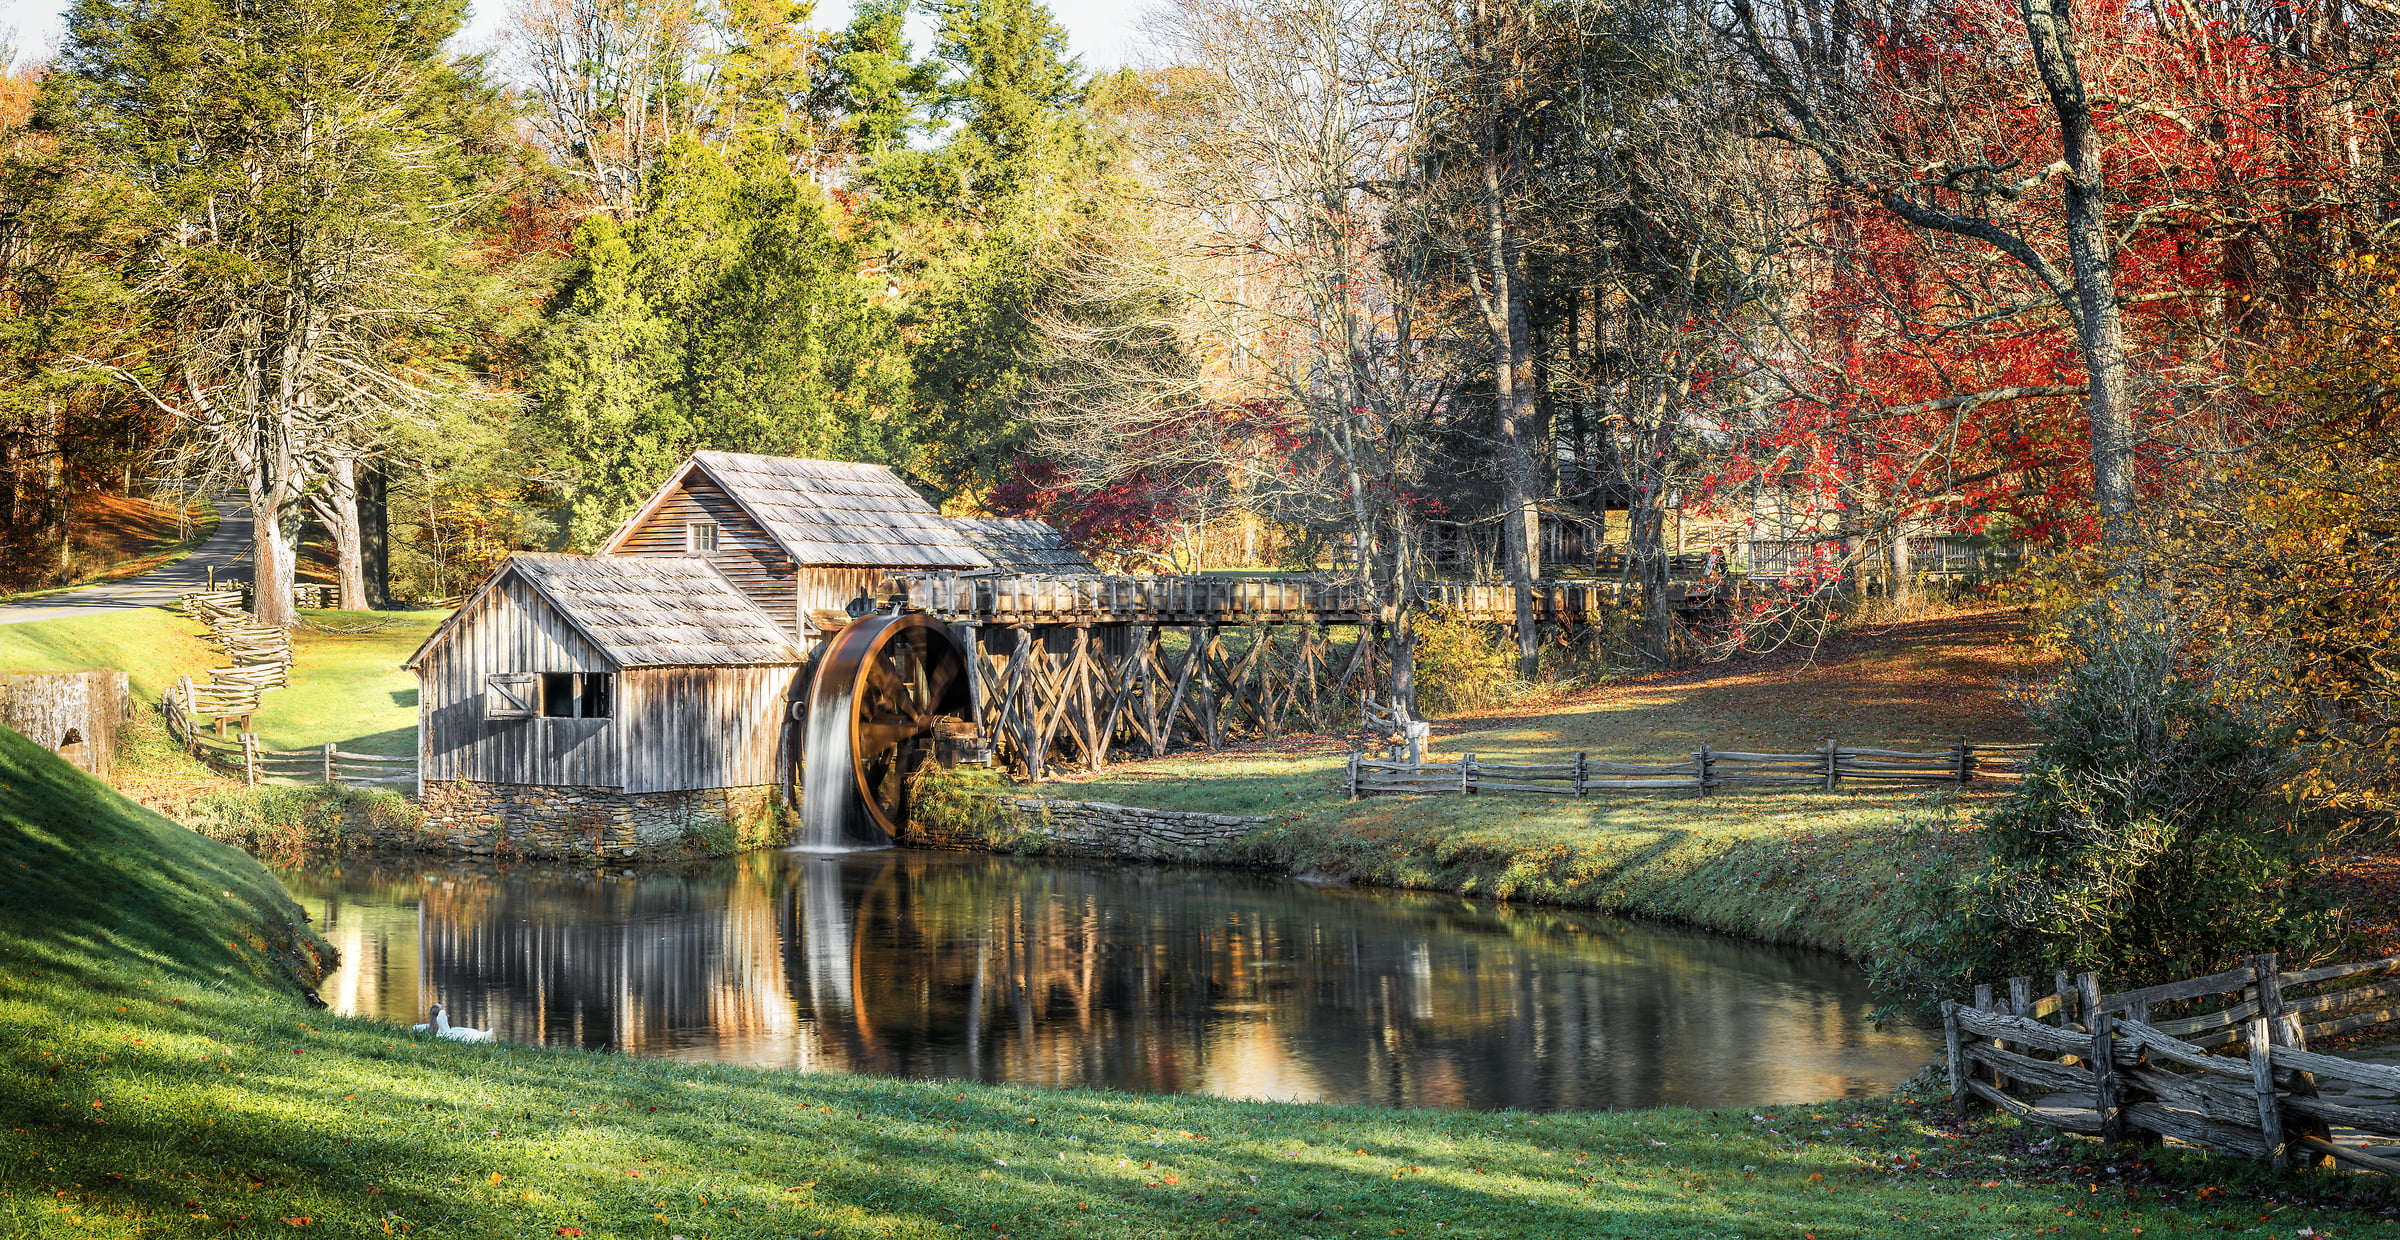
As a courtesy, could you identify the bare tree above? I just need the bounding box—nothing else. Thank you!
[506,0,713,215]
[1132,0,1455,702]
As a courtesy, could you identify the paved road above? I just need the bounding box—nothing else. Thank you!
[0,490,253,626]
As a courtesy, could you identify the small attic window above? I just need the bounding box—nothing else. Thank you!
[686,521,719,555]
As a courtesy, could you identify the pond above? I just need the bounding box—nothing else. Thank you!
[276,848,1936,1112]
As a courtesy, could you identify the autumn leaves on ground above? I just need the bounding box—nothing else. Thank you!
[8,724,2399,1240]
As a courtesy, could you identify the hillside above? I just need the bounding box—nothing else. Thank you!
[0,492,216,603]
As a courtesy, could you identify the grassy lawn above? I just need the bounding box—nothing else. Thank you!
[249,610,444,757]
[6,727,2391,1240]
[0,609,223,703]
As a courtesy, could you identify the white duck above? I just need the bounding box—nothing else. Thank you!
[410,1002,496,1043]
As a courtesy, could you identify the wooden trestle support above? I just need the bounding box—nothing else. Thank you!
[896,571,1728,781]
[956,622,1384,780]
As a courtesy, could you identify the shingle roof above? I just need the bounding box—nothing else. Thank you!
[480,554,804,668]
[688,451,989,569]
[945,518,1097,573]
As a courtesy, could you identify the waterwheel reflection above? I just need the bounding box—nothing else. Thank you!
[281,849,1937,1111]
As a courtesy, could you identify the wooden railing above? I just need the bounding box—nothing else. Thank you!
[898,573,1721,628]
[162,696,415,789]
[172,590,293,733]
[1346,739,2039,798]
[1946,954,2400,1174]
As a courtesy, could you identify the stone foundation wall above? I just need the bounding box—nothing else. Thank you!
[408,780,786,860]
[909,796,1270,863]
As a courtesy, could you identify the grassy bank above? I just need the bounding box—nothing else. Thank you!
[976,608,2043,965]
[252,609,443,757]
[0,604,438,758]
[7,729,2396,1239]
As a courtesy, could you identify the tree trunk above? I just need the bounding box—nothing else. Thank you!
[2021,0,2138,551]
[1888,516,1914,605]
[309,451,369,611]
[359,457,390,609]
[1481,129,1542,680]
[252,489,299,628]
[1386,516,1419,720]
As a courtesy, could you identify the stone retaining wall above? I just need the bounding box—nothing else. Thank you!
[408,780,785,859]
[909,795,1270,863]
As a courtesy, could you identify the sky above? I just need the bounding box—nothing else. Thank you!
[0,0,1146,73]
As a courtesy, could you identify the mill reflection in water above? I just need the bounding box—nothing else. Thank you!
[279,849,1935,1112]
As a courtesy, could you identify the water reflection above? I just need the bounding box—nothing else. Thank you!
[279,849,1935,1111]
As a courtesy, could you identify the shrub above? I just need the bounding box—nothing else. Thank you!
[1410,607,1517,716]
[183,784,426,859]
[903,763,1036,851]
[1872,588,2335,1001]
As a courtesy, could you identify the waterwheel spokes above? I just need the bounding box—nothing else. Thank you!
[816,612,977,840]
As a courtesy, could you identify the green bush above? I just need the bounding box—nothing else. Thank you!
[903,762,1038,851]
[1872,588,2334,1001]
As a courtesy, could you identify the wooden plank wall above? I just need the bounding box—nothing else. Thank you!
[418,577,622,787]
[611,475,801,632]
[619,664,797,794]
[796,567,898,625]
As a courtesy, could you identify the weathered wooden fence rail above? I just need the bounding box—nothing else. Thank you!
[171,589,294,734]
[161,697,416,790]
[1945,953,2400,1174]
[1347,739,2039,798]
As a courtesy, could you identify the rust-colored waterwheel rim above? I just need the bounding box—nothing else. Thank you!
[809,613,972,839]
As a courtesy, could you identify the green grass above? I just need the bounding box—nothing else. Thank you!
[0,604,441,759]
[0,608,223,703]
[5,729,2392,1240]
[1014,608,2049,964]
[250,610,444,757]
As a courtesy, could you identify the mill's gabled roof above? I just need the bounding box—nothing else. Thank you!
[600,450,990,569]
[944,517,1099,574]
[406,553,806,671]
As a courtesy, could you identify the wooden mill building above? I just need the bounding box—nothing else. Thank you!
[406,554,808,856]
[593,451,1090,634]
[408,453,1097,856]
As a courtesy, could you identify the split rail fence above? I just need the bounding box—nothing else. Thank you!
[159,589,418,791]
[1945,953,2400,1174]
[1346,738,2039,798]
[161,698,416,790]
[171,589,293,733]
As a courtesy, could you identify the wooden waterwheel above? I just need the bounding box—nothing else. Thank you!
[803,612,976,843]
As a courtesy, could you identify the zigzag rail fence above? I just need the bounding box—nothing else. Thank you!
[1345,738,2041,798]
[1945,953,2400,1175]
[159,589,418,791]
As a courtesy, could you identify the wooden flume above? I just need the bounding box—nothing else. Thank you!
[884,570,1751,781]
